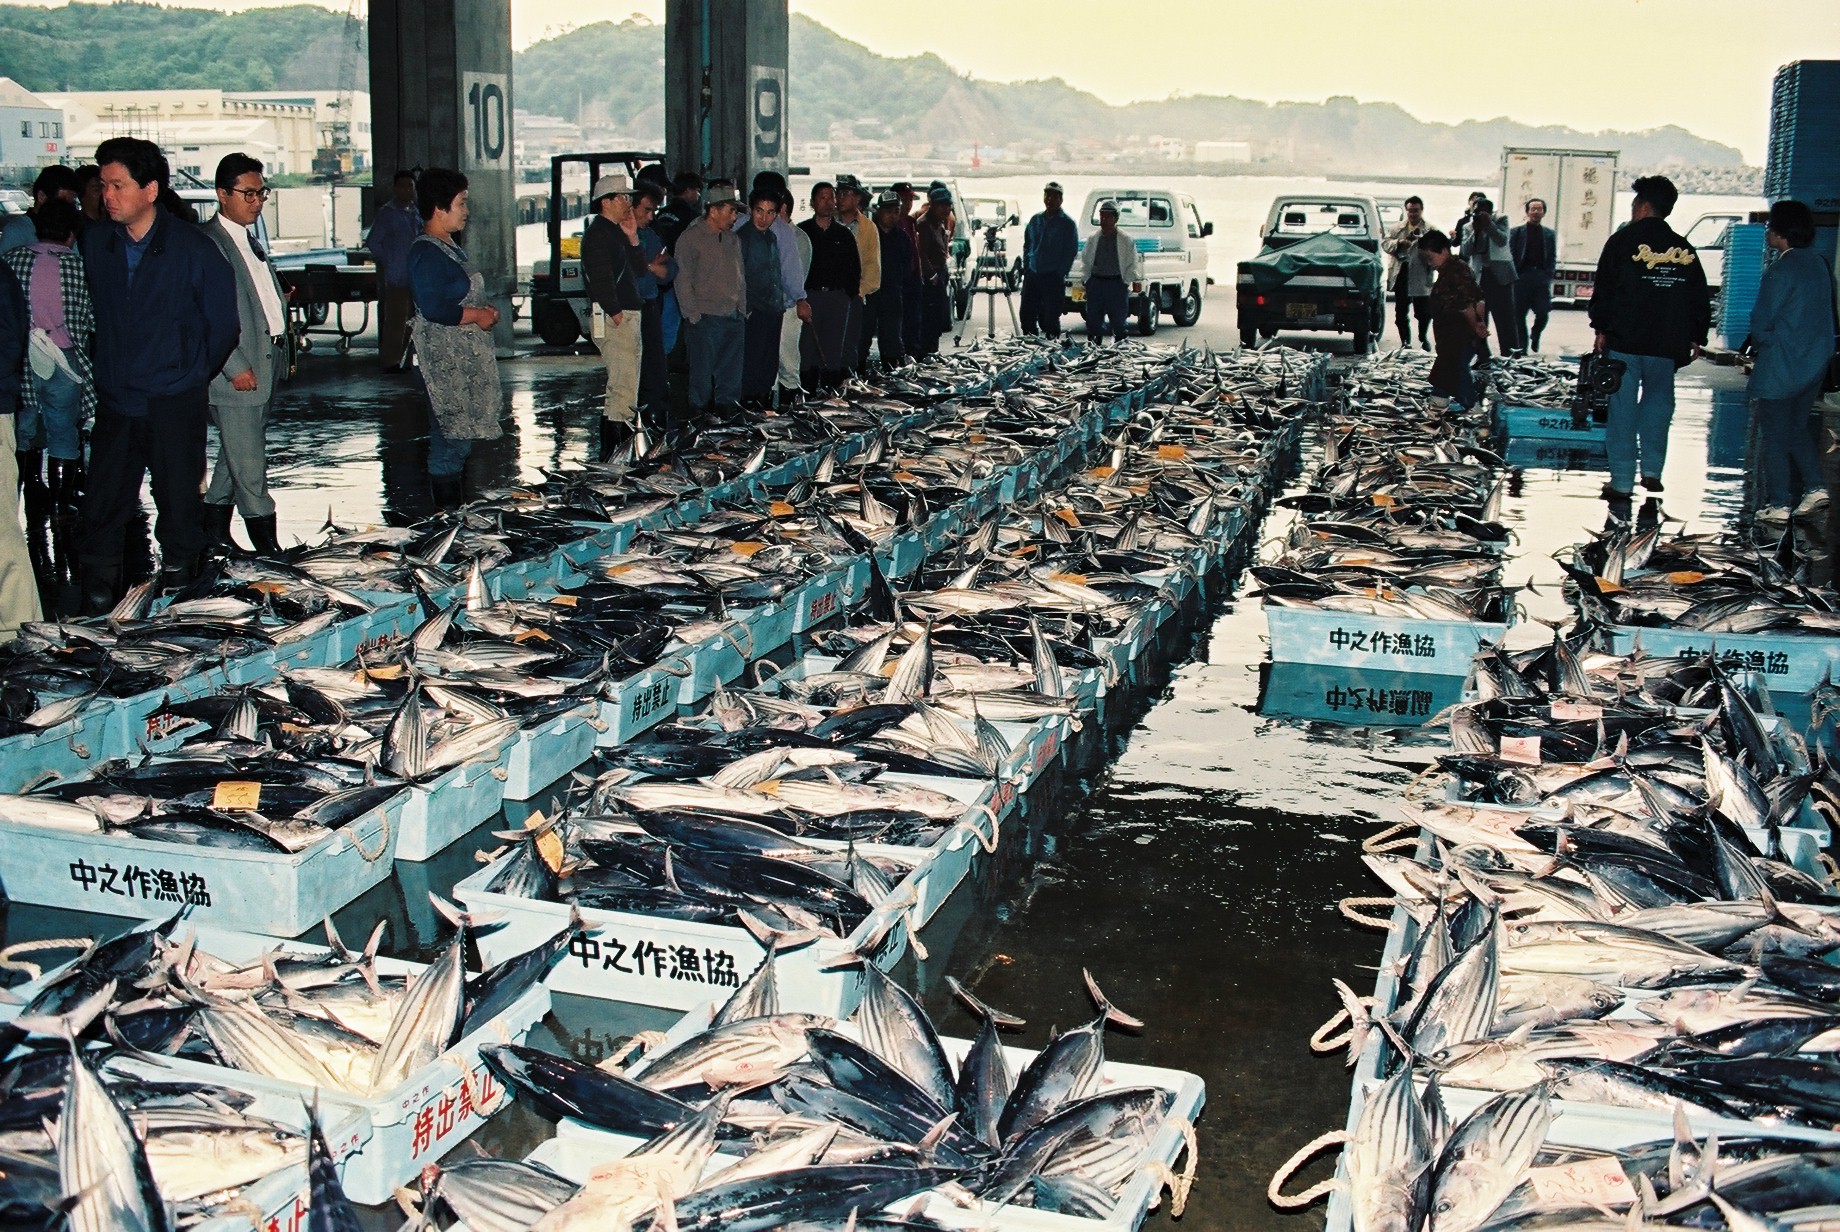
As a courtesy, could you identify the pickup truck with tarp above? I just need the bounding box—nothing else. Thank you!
[1235,197,1384,351]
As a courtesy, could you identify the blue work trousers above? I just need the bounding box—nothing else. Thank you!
[1605,351,1678,493]
[1753,376,1826,507]
[20,362,85,459]
[1020,271,1067,337]
[1084,277,1128,342]
[686,312,744,409]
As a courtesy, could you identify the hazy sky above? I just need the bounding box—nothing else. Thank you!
[10,0,1839,162]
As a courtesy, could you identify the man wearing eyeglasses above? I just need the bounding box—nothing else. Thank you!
[200,152,289,558]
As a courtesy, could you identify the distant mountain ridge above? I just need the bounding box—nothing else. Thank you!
[0,4,1745,175]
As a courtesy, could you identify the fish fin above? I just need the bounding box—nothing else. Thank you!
[1082,968,1144,1031]
[916,1111,960,1165]
[945,975,1025,1029]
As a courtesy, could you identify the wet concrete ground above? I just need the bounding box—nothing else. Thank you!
[7,306,1830,1230]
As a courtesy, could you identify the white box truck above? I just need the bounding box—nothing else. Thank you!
[1498,147,1619,304]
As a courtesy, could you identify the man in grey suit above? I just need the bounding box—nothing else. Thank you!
[1510,198,1558,353]
[202,152,289,557]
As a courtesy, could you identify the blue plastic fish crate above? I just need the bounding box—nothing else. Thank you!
[1606,623,1840,698]
[1718,224,1768,346]
[595,664,683,746]
[792,565,854,631]
[1265,606,1508,678]
[1260,662,1468,726]
[1504,438,1608,473]
[502,704,602,802]
[1495,404,1606,446]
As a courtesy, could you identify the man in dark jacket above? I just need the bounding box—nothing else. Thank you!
[582,171,643,459]
[1587,174,1710,506]
[870,191,914,368]
[1509,198,1557,352]
[1020,181,1078,338]
[798,182,861,390]
[78,137,239,608]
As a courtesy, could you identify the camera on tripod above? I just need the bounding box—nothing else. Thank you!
[1570,353,1626,427]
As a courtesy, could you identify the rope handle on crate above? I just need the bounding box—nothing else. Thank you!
[598,1028,669,1075]
[750,659,783,687]
[1820,851,1840,894]
[658,654,695,679]
[1339,896,1404,930]
[959,802,1001,855]
[1361,821,1418,853]
[717,620,757,661]
[1308,983,1379,1056]
[1143,1118,1200,1218]
[348,807,392,863]
[0,936,94,980]
[1266,1129,1350,1209]
[1401,762,1443,804]
[885,887,931,962]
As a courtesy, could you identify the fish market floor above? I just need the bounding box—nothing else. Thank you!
[6,309,1833,1230]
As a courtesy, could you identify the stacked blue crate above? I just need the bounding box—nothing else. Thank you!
[1718,223,1768,347]
[1766,60,1840,211]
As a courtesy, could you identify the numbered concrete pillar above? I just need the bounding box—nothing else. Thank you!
[665,0,788,185]
[370,0,516,352]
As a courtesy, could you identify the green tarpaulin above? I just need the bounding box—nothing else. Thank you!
[1238,231,1381,294]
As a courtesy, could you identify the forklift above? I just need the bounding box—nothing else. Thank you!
[528,151,665,347]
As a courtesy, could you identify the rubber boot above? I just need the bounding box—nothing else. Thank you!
[17,449,48,522]
[430,472,466,510]
[203,502,247,557]
[243,514,281,558]
[79,558,121,615]
[56,456,84,513]
[158,553,200,594]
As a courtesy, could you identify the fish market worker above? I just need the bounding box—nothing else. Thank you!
[201,152,290,560]
[78,136,239,609]
[1021,180,1078,338]
[1588,174,1709,509]
[1417,229,1487,410]
[1079,200,1142,345]
[0,258,39,633]
[1745,199,1833,526]
[583,170,644,460]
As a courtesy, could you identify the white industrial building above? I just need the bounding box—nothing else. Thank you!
[46,89,324,180]
[0,78,66,177]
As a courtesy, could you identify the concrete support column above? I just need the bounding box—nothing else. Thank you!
[370,0,516,353]
[665,0,788,186]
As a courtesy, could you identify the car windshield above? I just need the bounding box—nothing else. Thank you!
[965,198,1008,226]
[1684,214,1738,249]
[1090,193,1174,228]
[1271,202,1374,239]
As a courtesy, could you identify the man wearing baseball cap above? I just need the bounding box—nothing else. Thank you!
[913,184,954,358]
[869,190,914,367]
[834,174,881,373]
[1022,181,1078,338]
[1079,199,1142,344]
[672,182,747,420]
[582,171,644,458]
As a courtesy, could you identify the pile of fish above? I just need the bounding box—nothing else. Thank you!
[1270,635,1840,1232]
[402,958,1194,1230]
[1483,353,1579,410]
[0,571,377,740]
[1568,522,1840,637]
[1256,350,1516,626]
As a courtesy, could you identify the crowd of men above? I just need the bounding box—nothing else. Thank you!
[1383,192,1560,358]
[572,167,967,457]
[0,140,289,631]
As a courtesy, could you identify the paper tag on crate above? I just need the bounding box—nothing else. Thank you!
[524,810,564,874]
[1525,1160,1636,1209]
[1550,701,1604,721]
[212,781,263,811]
[1499,735,1542,766]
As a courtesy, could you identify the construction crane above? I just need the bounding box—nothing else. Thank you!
[312,0,363,184]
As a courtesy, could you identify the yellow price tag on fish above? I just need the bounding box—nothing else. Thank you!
[514,628,552,644]
[1156,444,1187,461]
[1550,701,1604,721]
[893,471,920,483]
[730,541,767,557]
[755,778,782,796]
[1088,466,1115,480]
[1050,572,1089,585]
[213,781,262,811]
[524,810,565,874]
[1499,735,1542,766]
[1371,493,1397,508]
[1524,1161,1635,1209]
[1665,571,1706,585]
[1593,576,1626,595]
[548,594,579,607]
[768,501,797,517]
[251,580,288,596]
[606,563,636,577]
[970,433,988,444]
[1052,508,1080,527]
[356,663,405,683]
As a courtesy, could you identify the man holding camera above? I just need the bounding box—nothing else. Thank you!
[1588,174,1709,506]
[1460,196,1520,357]
[1021,181,1078,338]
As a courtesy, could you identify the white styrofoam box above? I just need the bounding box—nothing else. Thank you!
[395,743,512,861]
[1496,404,1606,445]
[103,925,553,1206]
[543,999,1206,1232]
[734,596,798,656]
[1265,605,1510,678]
[502,705,601,802]
[1607,624,1840,696]
[597,664,684,747]
[793,567,854,631]
[0,789,403,935]
[453,846,918,1017]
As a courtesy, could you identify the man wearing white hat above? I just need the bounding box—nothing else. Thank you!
[1079,199,1142,344]
[582,171,644,458]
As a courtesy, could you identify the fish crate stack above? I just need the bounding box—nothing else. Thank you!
[1563,522,1840,698]
[1260,350,1517,690]
[1716,223,1770,349]
[1268,631,1840,1232]
[1484,353,1607,469]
